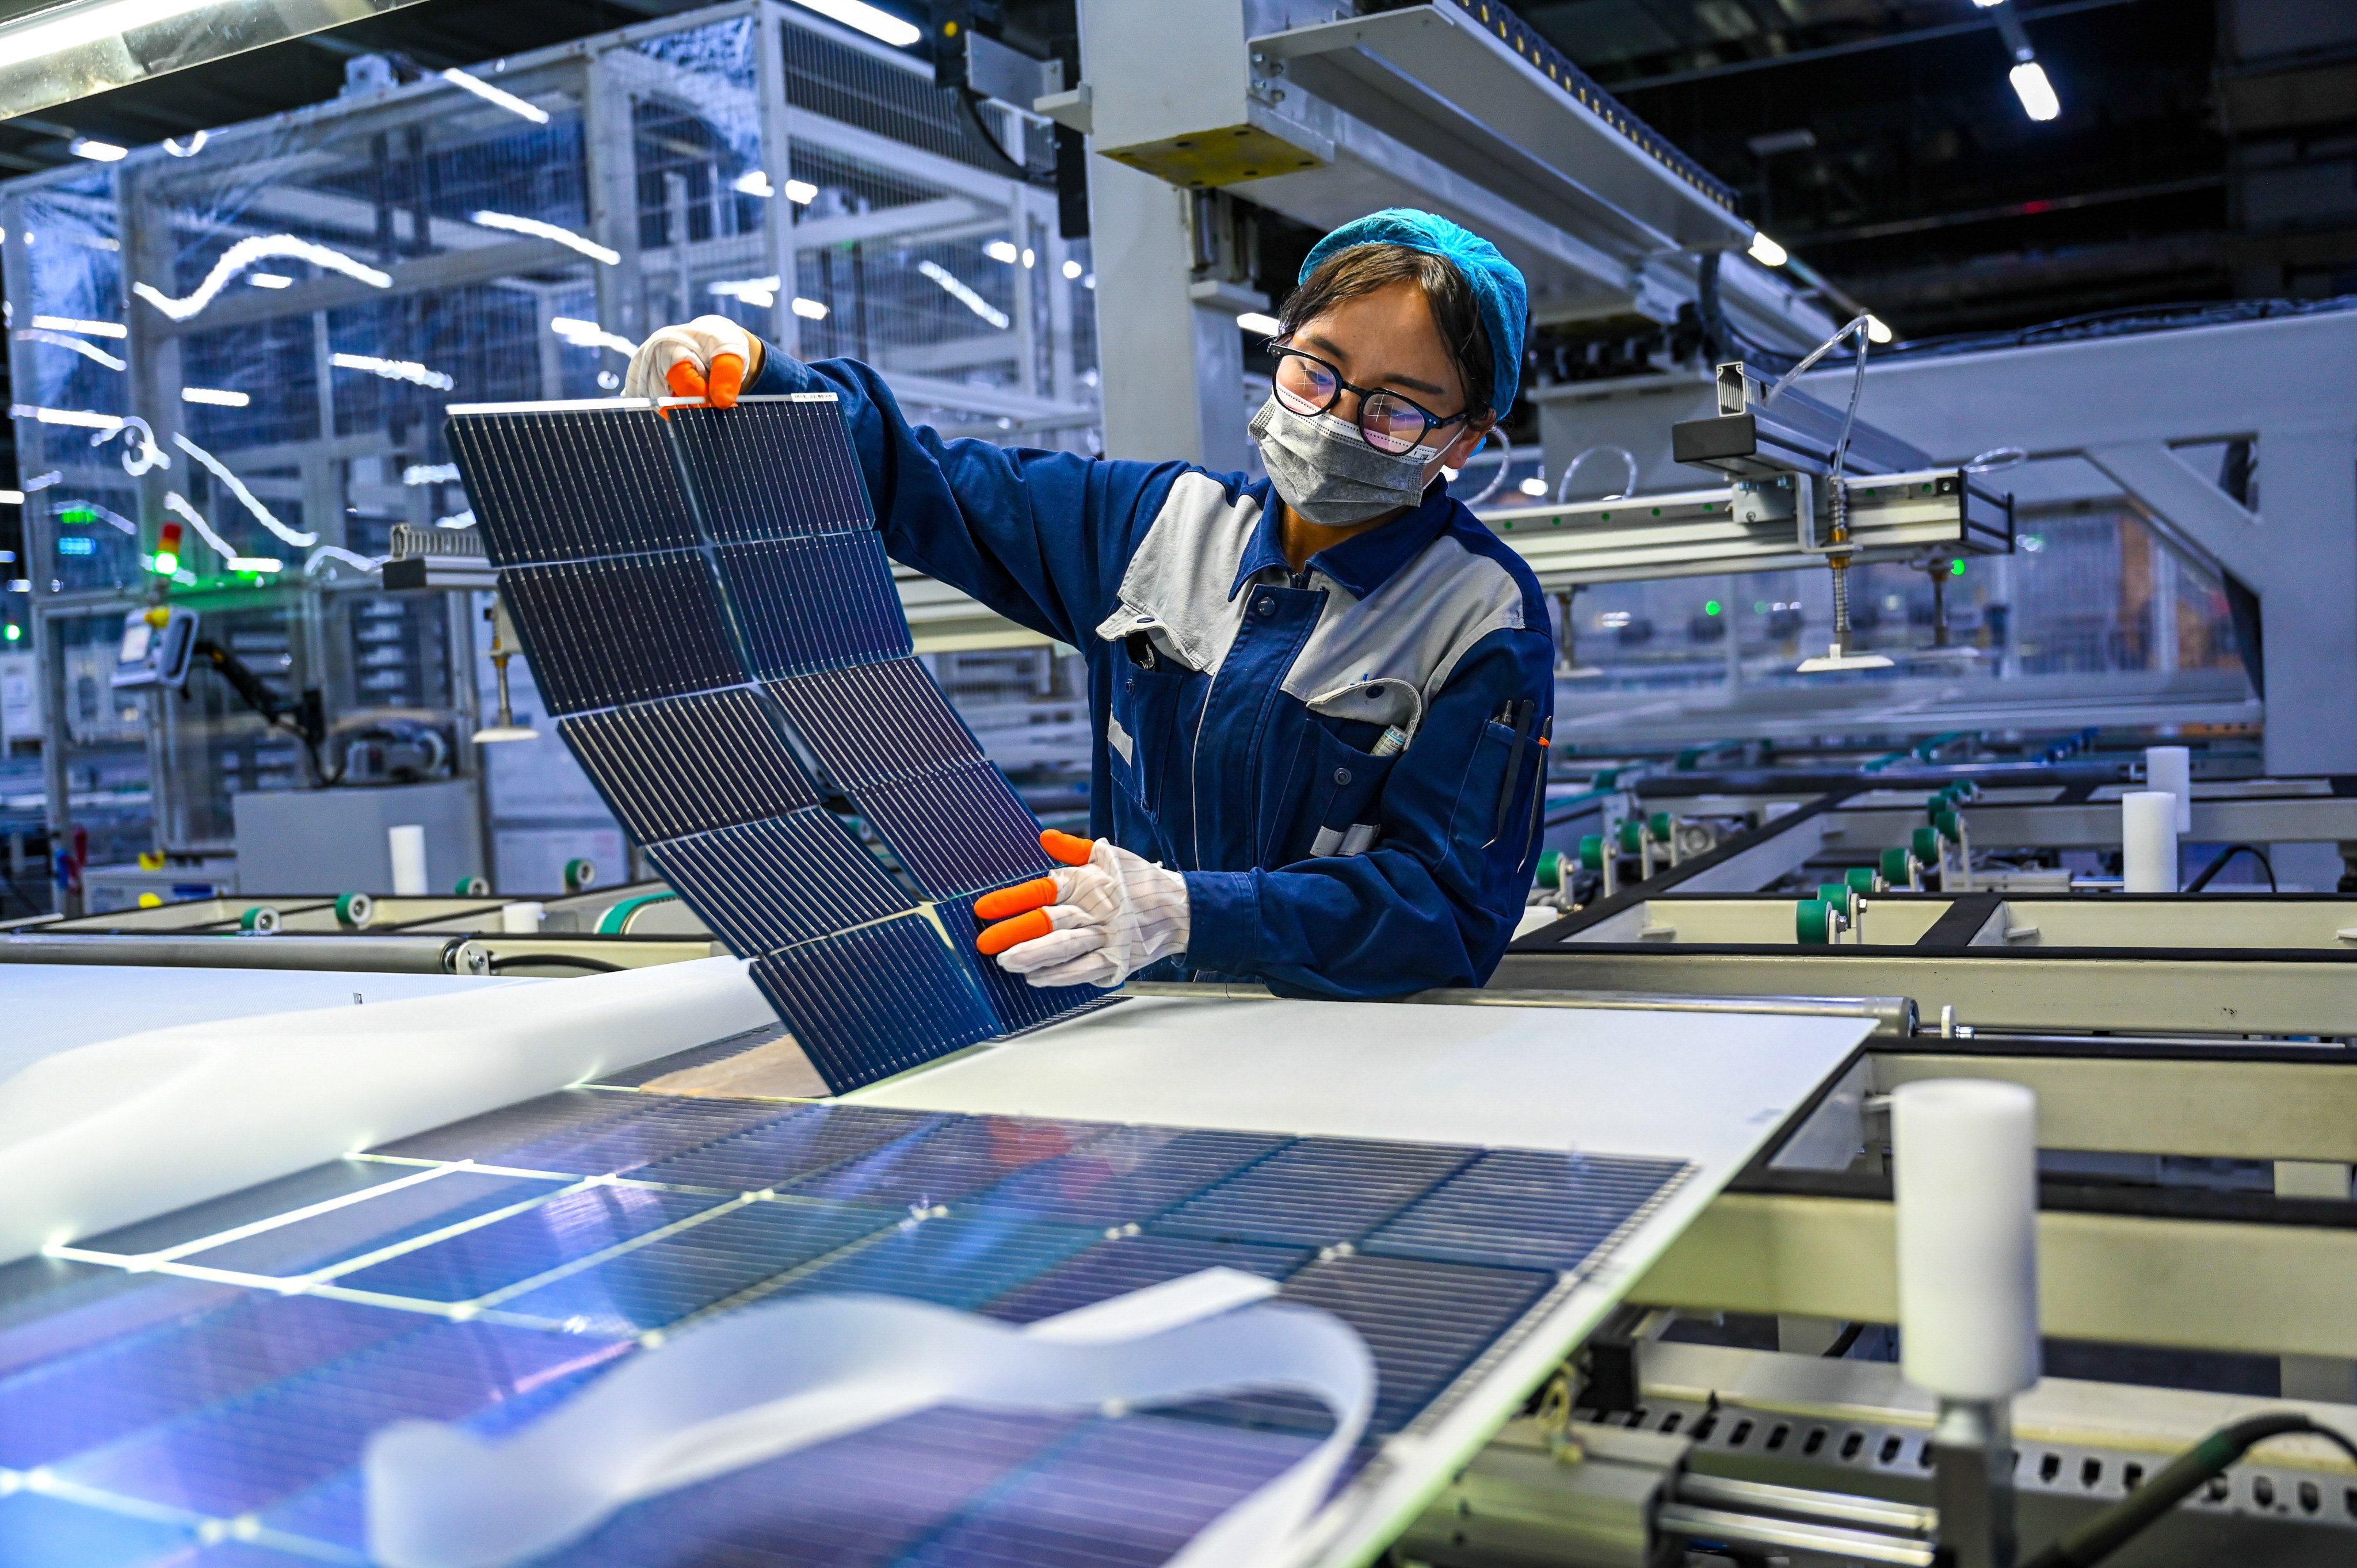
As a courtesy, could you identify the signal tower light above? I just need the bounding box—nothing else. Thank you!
[154,518,184,575]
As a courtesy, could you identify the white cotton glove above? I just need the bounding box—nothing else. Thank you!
[981,837,1191,990]
[621,314,762,405]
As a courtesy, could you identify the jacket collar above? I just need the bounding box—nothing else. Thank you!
[1227,483,1460,601]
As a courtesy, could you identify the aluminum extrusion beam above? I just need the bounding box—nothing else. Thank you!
[1490,948,2357,1037]
[1630,1193,2357,1361]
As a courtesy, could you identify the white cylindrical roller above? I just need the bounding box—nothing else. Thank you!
[2144,745,2192,832]
[501,901,545,934]
[387,825,429,896]
[2120,791,2178,892]
[1893,1078,2041,1401]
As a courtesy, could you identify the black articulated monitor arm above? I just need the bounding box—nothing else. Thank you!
[191,636,333,783]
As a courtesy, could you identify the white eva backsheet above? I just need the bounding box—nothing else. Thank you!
[852,995,1870,1187]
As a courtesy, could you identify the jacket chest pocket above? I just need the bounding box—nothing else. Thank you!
[1279,721,1402,863]
[1447,718,1520,852]
[1109,657,1190,813]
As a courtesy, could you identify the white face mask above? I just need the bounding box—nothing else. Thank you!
[1248,396,1435,527]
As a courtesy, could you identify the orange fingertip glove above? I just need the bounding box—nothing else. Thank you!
[706,352,745,408]
[976,906,1054,956]
[974,875,1057,923]
[1040,829,1096,866]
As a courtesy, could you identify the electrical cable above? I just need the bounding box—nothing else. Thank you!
[2184,842,2276,893]
[488,954,624,974]
[2023,1412,2357,1568]
[956,88,1049,186]
[1461,428,1515,507]
[1557,445,1638,503]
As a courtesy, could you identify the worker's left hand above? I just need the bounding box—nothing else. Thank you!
[972,830,1191,989]
[622,314,764,407]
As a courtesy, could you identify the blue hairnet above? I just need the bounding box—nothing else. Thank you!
[1299,208,1528,415]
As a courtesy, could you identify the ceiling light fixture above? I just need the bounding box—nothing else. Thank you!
[2008,60,2061,121]
[787,0,920,48]
[1982,0,2061,122]
[69,138,127,162]
[471,211,619,265]
[133,234,390,319]
[440,66,548,124]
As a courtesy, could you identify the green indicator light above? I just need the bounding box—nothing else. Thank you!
[2,624,17,641]
[1704,600,1721,616]
[152,551,179,574]
[1950,559,1966,575]
[1753,600,1768,613]
[59,507,96,526]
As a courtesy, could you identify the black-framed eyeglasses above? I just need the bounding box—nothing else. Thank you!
[1267,343,1470,456]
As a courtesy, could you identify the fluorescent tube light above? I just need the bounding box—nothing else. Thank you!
[441,67,548,124]
[792,297,830,321]
[70,138,126,162]
[1235,311,1280,336]
[182,386,248,406]
[788,0,920,48]
[916,260,1009,329]
[471,211,620,266]
[33,314,125,338]
[2009,61,2061,121]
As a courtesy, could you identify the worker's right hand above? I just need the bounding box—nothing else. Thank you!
[623,315,764,407]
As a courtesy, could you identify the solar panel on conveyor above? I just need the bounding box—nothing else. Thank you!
[2,1079,1693,1565]
[445,392,1097,1092]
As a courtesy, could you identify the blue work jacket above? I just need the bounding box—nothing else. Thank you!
[747,350,1555,999]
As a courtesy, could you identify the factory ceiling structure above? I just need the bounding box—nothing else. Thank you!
[2,3,2356,1568]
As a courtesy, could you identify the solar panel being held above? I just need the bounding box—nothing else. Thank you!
[445,394,1085,1090]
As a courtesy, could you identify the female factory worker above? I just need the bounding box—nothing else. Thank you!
[624,209,1553,1001]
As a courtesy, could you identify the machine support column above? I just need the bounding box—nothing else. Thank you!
[1930,1396,2017,1568]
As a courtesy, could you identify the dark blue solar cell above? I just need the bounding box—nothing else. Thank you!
[769,1215,1101,1312]
[182,1170,569,1280]
[545,1406,1081,1568]
[1362,1150,1693,1273]
[855,760,1052,899]
[937,887,1109,1035]
[370,1089,654,1165]
[788,1115,1111,1209]
[715,532,911,677]
[648,808,912,956]
[1275,1254,1554,1436]
[496,1199,899,1336]
[472,1095,798,1180]
[981,1234,1310,1326]
[560,686,819,842]
[1154,1139,1475,1247]
[766,657,981,788]
[896,1410,1323,1568]
[0,1292,414,1470]
[53,1310,627,1521]
[334,1187,724,1306]
[500,551,742,715]
[962,1126,1289,1229]
[448,406,697,566]
[665,396,873,541]
[68,1157,422,1261]
[634,1104,943,1193]
[0,1259,239,1386]
[749,917,997,1092]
